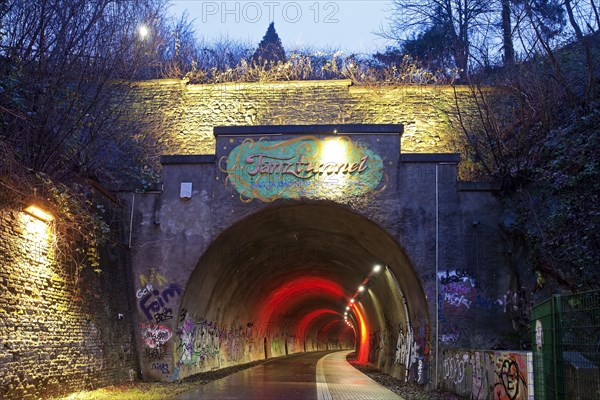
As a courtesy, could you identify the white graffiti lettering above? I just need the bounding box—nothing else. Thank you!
[136,284,153,299]
[444,292,472,308]
[443,353,469,384]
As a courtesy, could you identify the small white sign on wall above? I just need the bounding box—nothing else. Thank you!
[180,182,192,200]
[535,319,543,350]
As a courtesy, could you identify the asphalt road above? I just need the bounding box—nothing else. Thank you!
[174,350,403,400]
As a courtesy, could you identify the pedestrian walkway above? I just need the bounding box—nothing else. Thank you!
[317,351,404,400]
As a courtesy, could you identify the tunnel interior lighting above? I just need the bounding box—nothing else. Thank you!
[373,264,382,273]
[350,298,355,303]
[358,285,365,292]
[24,205,54,223]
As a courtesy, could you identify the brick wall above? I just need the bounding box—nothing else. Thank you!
[0,209,138,399]
[123,79,473,155]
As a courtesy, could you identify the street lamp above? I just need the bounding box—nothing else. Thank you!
[138,24,149,40]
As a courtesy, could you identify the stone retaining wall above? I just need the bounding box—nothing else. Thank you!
[123,79,472,155]
[0,208,137,399]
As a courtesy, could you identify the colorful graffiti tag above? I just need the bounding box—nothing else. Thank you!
[140,324,173,349]
[493,353,529,400]
[176,313,257,370]
[138,284,182,322]
[439,349,533,400]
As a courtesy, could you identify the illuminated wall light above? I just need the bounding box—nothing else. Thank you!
[24,205,54,223]
[321,138,347,164]
[345,306,350,310]
[373,264,382,273]
[349,298,355,303]
[358,285,365,292]
[19,205,55,266]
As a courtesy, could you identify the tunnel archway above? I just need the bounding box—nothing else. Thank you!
[175,202,429,381]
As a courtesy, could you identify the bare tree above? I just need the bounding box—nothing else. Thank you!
[501,0,515,69]
[0,0,171,180]
[382,0,493,79]
[0,0,175,268]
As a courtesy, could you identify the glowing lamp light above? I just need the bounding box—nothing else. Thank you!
[345,306,350,310]
[358,285,365,292]
[321,138,347,164]
[138,24,149,39]
[350,298,355,303]
[24,205,54,223]
[373,264,382,273]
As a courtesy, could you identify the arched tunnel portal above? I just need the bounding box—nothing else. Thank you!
[175,203,429,382]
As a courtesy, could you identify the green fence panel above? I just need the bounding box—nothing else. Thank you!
[532,290,600,400]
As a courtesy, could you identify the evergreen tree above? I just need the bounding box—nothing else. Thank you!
[251,22,286,66]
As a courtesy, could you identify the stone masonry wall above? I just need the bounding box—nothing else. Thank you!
[0,209,138,399]
[123,79,472,155]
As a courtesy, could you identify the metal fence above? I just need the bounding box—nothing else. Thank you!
[531,290,600,400]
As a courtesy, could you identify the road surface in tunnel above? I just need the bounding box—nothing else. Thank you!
[174,350,403,400]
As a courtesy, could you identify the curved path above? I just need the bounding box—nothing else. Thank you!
[174,350,403,400]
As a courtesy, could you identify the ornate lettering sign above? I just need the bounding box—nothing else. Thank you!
[220,136,385,202]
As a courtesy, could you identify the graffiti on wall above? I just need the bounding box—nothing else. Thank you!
[440,349,532,400]
[438,269,476,286]
[432,266,532,348]
[144,345,168,362]
[443,353,469,384]
[138,284,182,322]
[493,353,529,400]
[439,269,477,311]
[139,269,168,288]
[176,312,256,369]
[140,324,173,349]
[394,324,419,381]
[135,271,183,379]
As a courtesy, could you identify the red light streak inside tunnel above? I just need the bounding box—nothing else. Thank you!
[296,309,339,340]
[319,318,344,335]
[353,304,369,363]
[256,277,345,333]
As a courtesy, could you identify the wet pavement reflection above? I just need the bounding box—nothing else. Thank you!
[174,351,327,400]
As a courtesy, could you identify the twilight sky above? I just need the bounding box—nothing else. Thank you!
[169,0,395,55]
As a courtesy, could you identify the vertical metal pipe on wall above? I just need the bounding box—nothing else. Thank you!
[435,164,440,387]
[128,193,135,248]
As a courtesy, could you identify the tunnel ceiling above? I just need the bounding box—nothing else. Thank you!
[181,202,425,349]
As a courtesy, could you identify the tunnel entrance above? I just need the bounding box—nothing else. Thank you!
[175,203,429,382]
[130,124,509,387]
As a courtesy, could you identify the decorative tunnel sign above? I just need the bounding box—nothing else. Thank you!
[220,136,385,202]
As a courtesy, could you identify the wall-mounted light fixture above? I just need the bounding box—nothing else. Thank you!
[24,205,54,223]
